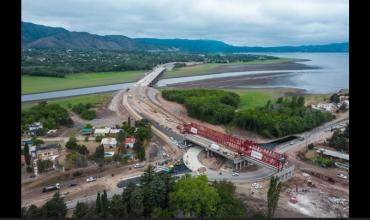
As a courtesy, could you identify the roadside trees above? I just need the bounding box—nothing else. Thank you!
[267,176,282,218]
[73,202,90,218]
[170,174,220,217]
[41,192,67,217]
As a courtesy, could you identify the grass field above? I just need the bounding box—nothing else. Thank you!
[162,58,293,78]
[229,88,332,110]
[230,89,280,110]
[21,93,112,111]
[22,70,147,94]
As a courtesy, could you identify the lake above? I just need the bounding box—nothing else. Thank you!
[21,53,348,102]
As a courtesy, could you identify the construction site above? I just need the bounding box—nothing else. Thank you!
[21,63,349,218]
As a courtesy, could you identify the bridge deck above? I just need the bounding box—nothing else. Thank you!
[185,134,278,171]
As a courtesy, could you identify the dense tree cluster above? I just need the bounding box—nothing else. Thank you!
[22,48,277,77]
[21,102,73,133]
[24,167,246,218]
[162,89,240,124]
[327,123,349,153]
[22,192,67,218]
[65,136,89,155]
[71,103,96,120]
[234,96,335,138]
[36,159,53,173]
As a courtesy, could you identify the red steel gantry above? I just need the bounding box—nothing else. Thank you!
[177,122,288,171]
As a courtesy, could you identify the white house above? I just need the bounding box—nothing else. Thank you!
[316,103,338,113]
[27,122,43,136]
[125,137,136,148]
[101,138,117,148]
[29,122,43,131]
[109,129,122,134]
[94,127,111,136]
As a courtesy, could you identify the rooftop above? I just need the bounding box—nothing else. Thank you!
[316,148,349,161]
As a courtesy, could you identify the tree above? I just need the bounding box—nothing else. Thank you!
[41,192,67,217]
[116,130,126,154]
[267,176,282,218]
[95,135,103,142]
[32,137,44,146]
[73,202,90,218]
[23,143,31,166]
[151,207,173,218]
[170,175,220,217]
[37,159,53,173]
[141,166,168,216]
[134,139,145,161]
[129,187,144,217]
[96,192,102,214]
[330,93,340,103]
[66,136,78,150]
[101,190,109,217]
[212,180,246,217]
[94,145,105,161]
[109,194,127,217]
[25,204,42,217]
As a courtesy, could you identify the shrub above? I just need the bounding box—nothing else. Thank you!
[73,171,83,177]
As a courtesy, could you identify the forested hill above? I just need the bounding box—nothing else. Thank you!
[22,21,348,53]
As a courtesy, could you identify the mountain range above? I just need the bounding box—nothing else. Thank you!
[22,21,348,53]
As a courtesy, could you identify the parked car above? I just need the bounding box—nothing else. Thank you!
[232,172,239,177]
[337,173,348,179]
[134,163,145,168]
[30,174,36,178]
[86,176,97,182]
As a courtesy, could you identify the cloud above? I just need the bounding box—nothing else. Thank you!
[21,0,348,46]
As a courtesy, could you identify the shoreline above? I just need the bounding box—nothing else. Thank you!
[161,58,318,80]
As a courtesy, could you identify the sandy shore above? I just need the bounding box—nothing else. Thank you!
[165,71,308,93]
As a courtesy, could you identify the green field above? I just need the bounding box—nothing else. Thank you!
[229,88,333,110]
[162,58,293,78]
[22,70,147,94]
[21,93,112,111]
[229,89,280,110]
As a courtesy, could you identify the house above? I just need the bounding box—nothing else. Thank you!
[109,129,122,135]
[316,103,338,113]
[27,122,43,136]
[316,148,349,161]
[101,138,117,148]
[94,127,111,136]
[125,137,136,148]
[29,122,43,131]
[36,144,60,161]
[22,139,33,147]
[81,128,93,135]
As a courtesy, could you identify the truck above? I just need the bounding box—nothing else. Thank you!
[42,183,60,193]
[210,143,220,151]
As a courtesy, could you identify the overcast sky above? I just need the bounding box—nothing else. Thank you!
[22,0,349,46]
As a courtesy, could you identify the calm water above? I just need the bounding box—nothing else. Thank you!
[21,53,348,102]
[158,53,349,94]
